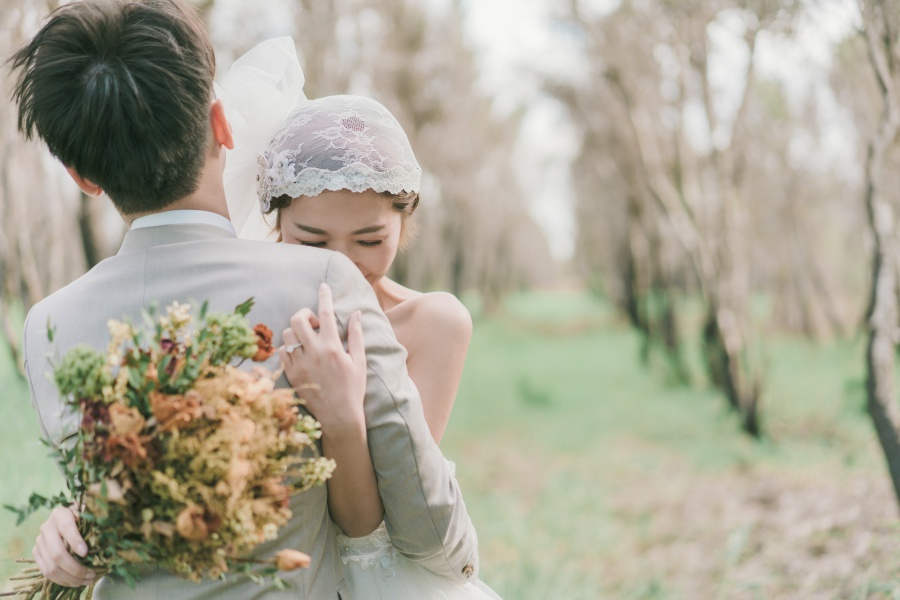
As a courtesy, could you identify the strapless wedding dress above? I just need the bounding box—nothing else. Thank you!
[336,463,502,599]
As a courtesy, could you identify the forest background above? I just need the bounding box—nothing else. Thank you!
[3,0,900,597]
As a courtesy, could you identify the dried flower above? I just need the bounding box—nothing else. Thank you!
[108,403,145,435]
[274,549,311,571]
[7,299,331,596]
[87,478,127,504]
[105,432,150,468]
[176,505,209,542]
[252,324,275,362]
[150,390,202,432]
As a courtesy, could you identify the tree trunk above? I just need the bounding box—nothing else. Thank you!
[860,0,900,508]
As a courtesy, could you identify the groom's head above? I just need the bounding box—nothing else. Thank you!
[9,0,217,215]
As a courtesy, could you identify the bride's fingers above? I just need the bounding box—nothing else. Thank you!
[280,329,307,376]
[290,308,319,348]
[316,283,339,341]
[347,311,365,370]
[281,328,301,357]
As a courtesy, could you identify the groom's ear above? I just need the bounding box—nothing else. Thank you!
[210,99,235,151]
[65,167,103,197]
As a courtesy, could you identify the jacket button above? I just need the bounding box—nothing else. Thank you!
[462,563,475,577]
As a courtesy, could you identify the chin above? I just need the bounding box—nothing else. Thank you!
[364,273,385,286]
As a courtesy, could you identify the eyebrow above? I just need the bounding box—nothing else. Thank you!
[293,223,386,235]
[351,224,386,235]
[295,224,327,235]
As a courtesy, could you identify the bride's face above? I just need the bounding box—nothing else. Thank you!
[280,189,403,286]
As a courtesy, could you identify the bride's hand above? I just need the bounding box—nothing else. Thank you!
[280,282,366,435]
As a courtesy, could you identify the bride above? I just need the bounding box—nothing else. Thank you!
[220,38,502,599]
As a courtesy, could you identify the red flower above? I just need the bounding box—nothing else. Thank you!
[252,324,275,362]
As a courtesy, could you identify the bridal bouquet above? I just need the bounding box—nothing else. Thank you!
[3,300,335,599]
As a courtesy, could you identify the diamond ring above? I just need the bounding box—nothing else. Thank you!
[285,342,303,353]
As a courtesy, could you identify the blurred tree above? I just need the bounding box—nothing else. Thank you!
[0,0,113,374]
[550,0,861,436]
[857,0,900,509]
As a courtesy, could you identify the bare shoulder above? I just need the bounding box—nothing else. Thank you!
[404,292,473,341]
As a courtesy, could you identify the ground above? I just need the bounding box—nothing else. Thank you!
[2,291,898,598]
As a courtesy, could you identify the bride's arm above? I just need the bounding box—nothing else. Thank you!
[281,283,384,538]
[402,293,473,444]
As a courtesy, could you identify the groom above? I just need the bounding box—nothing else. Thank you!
[9,0,478,598]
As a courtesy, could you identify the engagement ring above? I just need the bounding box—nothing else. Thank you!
[285,342,303,353]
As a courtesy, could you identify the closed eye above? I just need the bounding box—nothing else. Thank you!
[357,240,383,247]
[300,241,327,248]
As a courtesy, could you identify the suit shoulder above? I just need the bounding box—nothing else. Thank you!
[229,239,333,271]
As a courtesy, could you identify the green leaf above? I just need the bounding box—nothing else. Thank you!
[234,298,255,317]
[273,576,288,590]
[158,355,173,386]
[200,300,210,321]
[47,319,56,343]
[5,491,71,525]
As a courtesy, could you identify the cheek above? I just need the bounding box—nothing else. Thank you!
[362,244,397,275]
[355,238,400,279]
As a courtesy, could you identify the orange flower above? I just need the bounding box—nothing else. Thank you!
[259,477,289,503]
[87,478,127,504]
[108,403,146,435]
[226,457,255,493]
[105,432,150,468]
[252,324,275,362]
[150,390,203,432]
[273,402,299,432]
[275,549,311,571]
[176,505,209,542]
[145,363,159,383]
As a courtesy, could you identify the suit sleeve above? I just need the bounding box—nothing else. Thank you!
[324,252,480,583]
[22,307,57,448]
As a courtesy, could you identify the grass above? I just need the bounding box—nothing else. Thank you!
[0,321,61,588]
[2,290,899,598]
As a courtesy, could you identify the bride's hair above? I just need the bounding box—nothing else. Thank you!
[9,0,215,215]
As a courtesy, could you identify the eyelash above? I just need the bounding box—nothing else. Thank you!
[299,240,384,248]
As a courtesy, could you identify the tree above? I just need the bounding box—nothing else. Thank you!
[0,0,114,373]
[552,0,828,435]
[857,0,900,508]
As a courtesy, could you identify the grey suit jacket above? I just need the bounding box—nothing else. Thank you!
[22,223,479,599]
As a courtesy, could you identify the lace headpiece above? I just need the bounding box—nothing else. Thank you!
[258,96,421,213]
[219,38,421,240]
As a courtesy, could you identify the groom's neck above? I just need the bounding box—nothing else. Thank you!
[123,160,230,227]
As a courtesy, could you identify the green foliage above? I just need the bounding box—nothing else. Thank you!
[52,345,110,400]
[201,312,259,366]
[4,492,70,527]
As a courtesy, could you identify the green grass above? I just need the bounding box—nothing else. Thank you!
[441,290,894,598]
[0,327,61,587]
[2,290,897,598]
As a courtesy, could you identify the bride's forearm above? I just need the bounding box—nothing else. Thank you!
[322,421,384,538]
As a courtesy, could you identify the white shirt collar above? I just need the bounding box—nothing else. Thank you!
[130,210,236,235]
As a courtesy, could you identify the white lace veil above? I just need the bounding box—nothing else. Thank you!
[217,37,306,241]
[219,38,421,242]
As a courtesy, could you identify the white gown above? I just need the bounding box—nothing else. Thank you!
[336,463,502,600]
